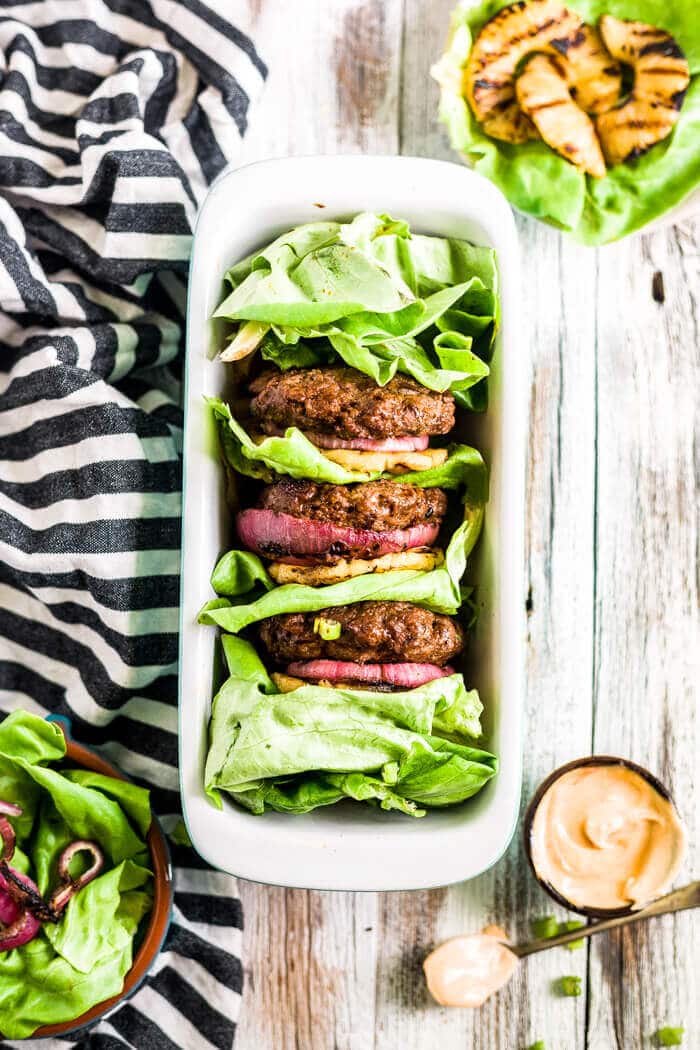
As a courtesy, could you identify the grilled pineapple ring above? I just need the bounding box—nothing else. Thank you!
[465,0,621,145]
[549,23,622,115]
[596,15,690,166]
[267,548,444,587]
[516,54,607,177]
[321,447,448,474]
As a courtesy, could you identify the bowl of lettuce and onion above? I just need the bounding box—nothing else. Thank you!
[0,711,172,1040]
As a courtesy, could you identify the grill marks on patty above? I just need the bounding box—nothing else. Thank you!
[258,601,465,666]
[249,367,455,440]
[258,478,448,532]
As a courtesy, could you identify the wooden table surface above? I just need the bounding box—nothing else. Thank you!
[232,3,700,1047]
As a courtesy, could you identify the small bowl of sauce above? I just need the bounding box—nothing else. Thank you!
[524,757,687,918]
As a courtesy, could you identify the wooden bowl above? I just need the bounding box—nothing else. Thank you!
[26,718,174,1040]
[522,755,682,919]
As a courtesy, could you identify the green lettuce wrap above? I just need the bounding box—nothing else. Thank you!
[204,636,495,815]
[209,395,489,488]
[0,711,153,1040]
[434,0,700,243]
[199,497,485,631]
[214,212,497,405]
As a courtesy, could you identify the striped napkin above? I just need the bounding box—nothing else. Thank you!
[0,2,266,1047]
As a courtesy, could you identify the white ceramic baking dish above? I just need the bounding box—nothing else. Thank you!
[179,155,525,890]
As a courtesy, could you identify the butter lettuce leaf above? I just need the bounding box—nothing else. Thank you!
[205,638,494,814]
[214,213,497,397]
[435,0,700,244]
[42,859,152,975]
[0,936,134,1040]
[231,772,424,816]
[392,737,498,807]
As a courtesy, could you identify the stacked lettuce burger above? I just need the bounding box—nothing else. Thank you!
[200,214,500,816]
[239,367,453,585]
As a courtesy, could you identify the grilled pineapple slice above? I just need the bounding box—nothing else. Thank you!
[271,673,310,693]
[321,447,448,474]
[596,15,690,166]
[481,100,537,145]
[548,23,622,114]
[267,548,444,587]
[516,54,607,177]
[271,673,391,694]
[465,0,582,143]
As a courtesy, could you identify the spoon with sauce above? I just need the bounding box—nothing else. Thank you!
[425,756,694,1008]
[424,881,700,1007]
[423,877,696,1007]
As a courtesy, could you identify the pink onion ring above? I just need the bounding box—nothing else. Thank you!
[0,855,42,951]
[287,660,455,688]
[0,801,22,818]
[237,509,439,564]
[264,428,429,451]
[48,840,104,918]
[0,864,55,923]
[0,884,20,927]
[0,905,40,951]
[304,432,429,452]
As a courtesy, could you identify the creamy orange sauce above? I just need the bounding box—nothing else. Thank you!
[530,764,687,910]
[423,926,518,1007]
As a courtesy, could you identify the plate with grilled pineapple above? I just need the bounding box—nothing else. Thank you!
[434,0,700,243]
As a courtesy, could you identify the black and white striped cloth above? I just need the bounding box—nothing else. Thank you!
[0,2,266,1047]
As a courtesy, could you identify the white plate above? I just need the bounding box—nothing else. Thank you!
[179,155,526,890]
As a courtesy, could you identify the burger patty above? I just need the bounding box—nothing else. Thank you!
[249,367,455,439]
[257,478,448,532]
[258,601,464,665]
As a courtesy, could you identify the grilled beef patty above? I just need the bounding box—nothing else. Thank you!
[258,601,464,666]
[257,478,447,532]
[249,367,455,439]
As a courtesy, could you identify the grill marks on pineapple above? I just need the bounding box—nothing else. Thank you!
[595,14,690,166]
[465,1,690,173]
[516,54,606,176]
[549,24,621,115]
[465,0,581,143]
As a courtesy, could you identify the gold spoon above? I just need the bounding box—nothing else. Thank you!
[509,880,700,958]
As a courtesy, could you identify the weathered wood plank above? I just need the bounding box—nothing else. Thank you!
[237,886,378,1050]
[586,219,700,1050]
[239,0,402,160]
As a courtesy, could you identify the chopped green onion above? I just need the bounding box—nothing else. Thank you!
[559,919,585,950]
[525,1042,545,1050]
[313,617,342,640]
[531,915,558,939]
[653,1027,684,1047]
[556,975,582,997]
[530,916,584,948]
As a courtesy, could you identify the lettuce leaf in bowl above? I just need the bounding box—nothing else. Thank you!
[435,0,700,243]
[0,711,153,1040]
[214,212,498,398]
[204,636,495,815]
